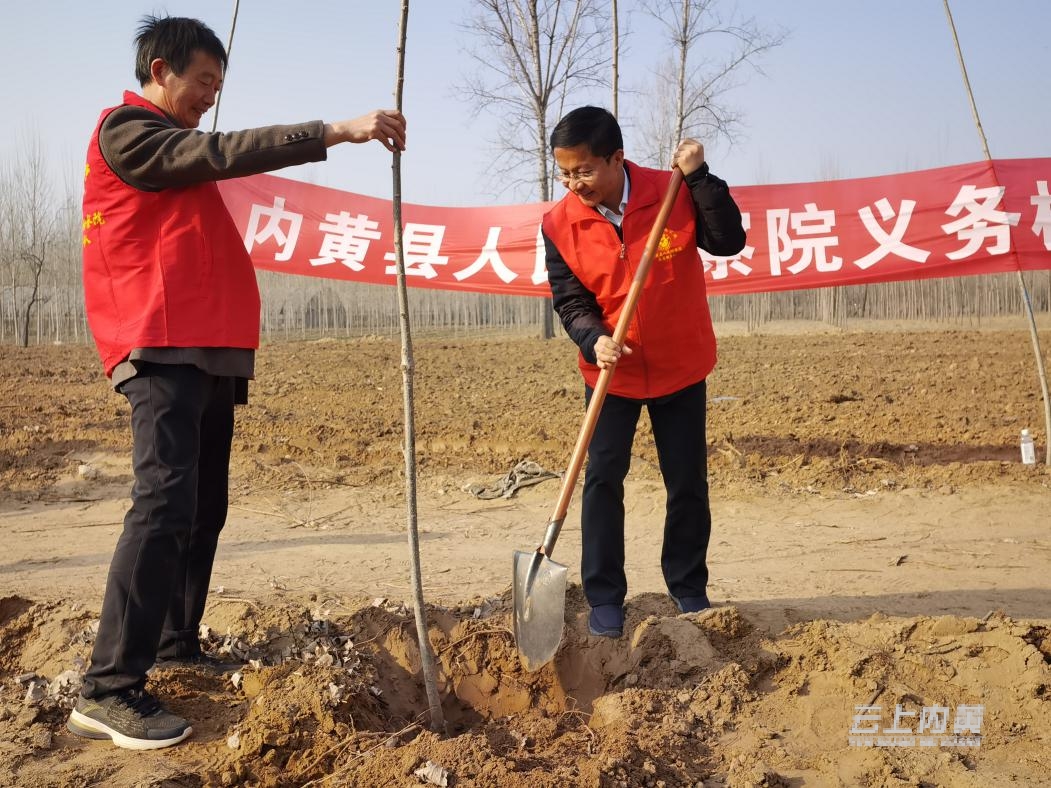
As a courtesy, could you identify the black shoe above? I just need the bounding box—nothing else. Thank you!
[671,594,711,614]
[151,653,243,675]
[67,689,191,750]
[588,604,624,638]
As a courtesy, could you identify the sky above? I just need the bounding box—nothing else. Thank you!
[4,1,1049,207]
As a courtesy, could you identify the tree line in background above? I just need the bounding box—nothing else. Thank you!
[3,0,1048,346]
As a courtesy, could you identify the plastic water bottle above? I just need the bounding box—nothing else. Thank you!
[1020,429,1036,466]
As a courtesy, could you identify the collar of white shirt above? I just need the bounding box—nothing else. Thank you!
[595,167,630,227]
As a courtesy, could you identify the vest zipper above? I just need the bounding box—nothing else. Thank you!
[617,220,643,397]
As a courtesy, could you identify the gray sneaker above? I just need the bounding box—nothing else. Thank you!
[67,689,192,750]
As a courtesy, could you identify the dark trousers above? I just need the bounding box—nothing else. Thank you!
[81,363,234,698]
[581,379,711,608]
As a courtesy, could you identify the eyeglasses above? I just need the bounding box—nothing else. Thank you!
[557,168,598,186]
[555,153,615,187]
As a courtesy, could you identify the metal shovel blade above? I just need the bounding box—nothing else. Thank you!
[512,549,568,672]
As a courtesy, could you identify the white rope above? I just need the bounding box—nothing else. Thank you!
[464,461,560,500]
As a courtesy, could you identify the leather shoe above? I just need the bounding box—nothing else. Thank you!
[671,594,711,614]
[588,604,624,638]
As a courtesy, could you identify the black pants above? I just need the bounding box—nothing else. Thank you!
[581,379,711,608]
[81,364,234,698]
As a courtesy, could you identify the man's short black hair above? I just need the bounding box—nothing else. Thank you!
[134,15,228,87]
[549,106,623,158]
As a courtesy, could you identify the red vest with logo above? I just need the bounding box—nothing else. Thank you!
[542,161,717,399]
[82,91,260,376]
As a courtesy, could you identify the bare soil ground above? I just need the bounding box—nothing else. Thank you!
[1,319,1050,787]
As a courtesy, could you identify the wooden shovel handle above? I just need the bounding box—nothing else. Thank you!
[540,167,686,556]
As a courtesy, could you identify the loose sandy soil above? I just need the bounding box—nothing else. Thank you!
[1,319,1050,787]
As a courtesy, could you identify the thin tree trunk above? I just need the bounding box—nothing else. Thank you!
[611,0,619,118]
[674,0,690,145]
[211,0,242,133]
[523,2,556,342]
[391,0,444,734]
[19,258,44,348]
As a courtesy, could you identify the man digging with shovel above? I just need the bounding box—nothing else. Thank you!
[542,106,746,639]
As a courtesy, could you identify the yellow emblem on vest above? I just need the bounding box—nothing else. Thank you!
[655,229,685,261]
[82,211,105,246]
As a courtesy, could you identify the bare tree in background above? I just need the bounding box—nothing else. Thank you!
[460,0,611,338]
[816,154,847,328]
[0,137,58,347]
[634,0,785,168]
[0,169,10,343]
[460,0,610,201]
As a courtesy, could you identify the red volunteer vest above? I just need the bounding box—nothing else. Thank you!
[82,91,260,376]
[542,161,717,399]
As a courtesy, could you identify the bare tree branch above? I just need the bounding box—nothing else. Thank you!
[458,0,612,203]
[633,0,787,168]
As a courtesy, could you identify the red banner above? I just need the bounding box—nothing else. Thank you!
[217,158,1051,297]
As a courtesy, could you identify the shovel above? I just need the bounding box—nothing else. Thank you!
[513,167,686,671]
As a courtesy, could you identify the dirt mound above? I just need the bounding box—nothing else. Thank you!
[3,590,1050,787]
